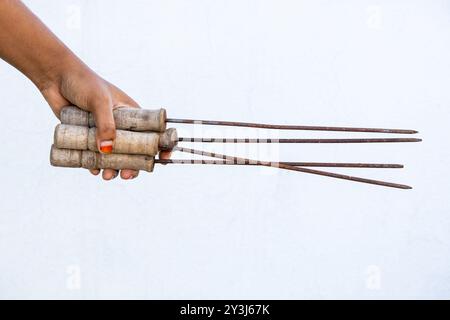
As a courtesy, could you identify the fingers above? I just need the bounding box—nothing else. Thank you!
[89,169,137,181]
[120,169,139,180]
[86,83,142,181]
[89,168,138,181]
[87,97,118,181]
[109,83,140,109]
[90,96,116,154]
[102,169,118,181]
[159,151,172,160]
[89,169,100,176]
[89,169,118,180]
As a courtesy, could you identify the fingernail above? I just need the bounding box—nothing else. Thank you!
[110,172,118,180]
[100,140,113,154]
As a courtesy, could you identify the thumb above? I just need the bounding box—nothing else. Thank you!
[91,102,116,154]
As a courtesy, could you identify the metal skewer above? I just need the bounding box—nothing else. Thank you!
[167,118,418,134]
[172,147,412,189]
[55,106,420,188]
[178,137,422,144]
[156,159,403,168]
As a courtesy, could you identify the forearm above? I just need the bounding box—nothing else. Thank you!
[0,0,81,90]
[0,0,145,180]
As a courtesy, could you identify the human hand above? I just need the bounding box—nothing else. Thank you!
[0,1,172,180]
[41,61,171,180]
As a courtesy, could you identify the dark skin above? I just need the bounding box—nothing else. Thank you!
[0,0,170,180]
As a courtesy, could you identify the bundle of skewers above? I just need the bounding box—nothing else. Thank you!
[50,106,421,189]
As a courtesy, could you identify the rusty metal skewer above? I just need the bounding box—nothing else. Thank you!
[172,147,412,189]
[167,118,418,134]
[156,159,403,169]
[178,137,422,144]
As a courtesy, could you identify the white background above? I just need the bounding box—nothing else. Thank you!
[0,0,448,299]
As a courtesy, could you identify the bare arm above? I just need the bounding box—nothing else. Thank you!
[0,0,152,180]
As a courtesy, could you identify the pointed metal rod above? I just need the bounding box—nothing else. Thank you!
[173,147,412,190]
[178,137,422,144]
[156,159,403,169]
[167,118,418,134]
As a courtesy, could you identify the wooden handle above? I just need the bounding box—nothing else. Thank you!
[54,124,177,156]
[60,106,167,133]
[50,145,155,172]
[158,128,178,151]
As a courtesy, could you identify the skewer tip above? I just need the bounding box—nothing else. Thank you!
[404,138,422,143]
[389,129,419,134]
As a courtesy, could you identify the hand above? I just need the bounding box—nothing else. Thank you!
[41,62,145,180]
[0,1,171,181]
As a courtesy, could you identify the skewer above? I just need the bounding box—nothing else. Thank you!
[55,106,420,189]
[168,118,418,134]
[156,159,403,168]
[49,146,410,189]
[178,137,422,144]
[173,147,412,190]
[61,106,420,134]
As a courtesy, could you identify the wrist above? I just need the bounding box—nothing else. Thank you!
[35,51,83,93]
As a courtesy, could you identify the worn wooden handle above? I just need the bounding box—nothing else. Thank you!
[60,106,167,133]
[54,124,177,156]
[50,145,155,172]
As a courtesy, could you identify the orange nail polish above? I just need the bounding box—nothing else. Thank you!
[100,140,114,154]
[100,145,113,154]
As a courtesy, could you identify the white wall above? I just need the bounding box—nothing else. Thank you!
[0,0,448,299]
